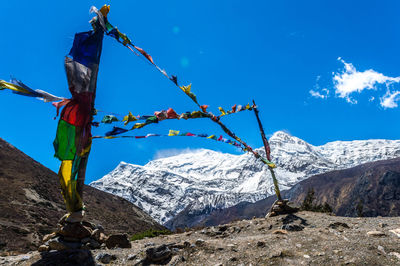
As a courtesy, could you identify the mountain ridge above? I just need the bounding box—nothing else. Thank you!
[90,131,400,225]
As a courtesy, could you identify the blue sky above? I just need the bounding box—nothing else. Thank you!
[1,0,400,184]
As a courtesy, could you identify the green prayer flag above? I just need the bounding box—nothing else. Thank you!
[53,119,77,160]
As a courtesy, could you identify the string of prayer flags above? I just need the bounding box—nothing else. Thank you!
[208,113,276,168]
[0,79,64,103]
[93,130,244,149]
[218,103,255,117]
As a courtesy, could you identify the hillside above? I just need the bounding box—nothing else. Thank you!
[169,157,400,229]
[0,138,163,255]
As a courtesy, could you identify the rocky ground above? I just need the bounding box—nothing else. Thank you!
[1,211,400,265]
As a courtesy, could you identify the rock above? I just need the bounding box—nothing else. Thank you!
[62,236,81,242]
[145,242,156,247]
[146,244,172,263]
[80,237,91,244]
[195,239,205,246]
[218,225,228,232]
[281,224,304,231]
[328,222,350,229]
[105,234,131,249]
[38,245,49,252]
[389,228,400,238]
[42,232,56,242]
[378,223,388,228]
[57,222,92,239]
[91,229,101,242]
[48,237,68,251]
[367,231,386,237]
[96,253,117,264]
[81,221,96,230]
[229,257,238,261]
[99,232,107,243]
[127,254,137,260]
[96,224,105,233]
[87,239,101,249]
[389,252,400,260]
[257,241,266,247]
[272,229,288,235]
[48,237,83,251]
[377,245,386,254]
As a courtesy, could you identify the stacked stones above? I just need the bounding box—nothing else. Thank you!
[266,199,300,218]
[38,219,131,252]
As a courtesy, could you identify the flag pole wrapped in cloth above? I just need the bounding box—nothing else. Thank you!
[53,5,109,223]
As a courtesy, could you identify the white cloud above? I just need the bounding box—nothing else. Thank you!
[309,75,329,99]
[333,57,400,103]
[380,90,400,109]
[309,89,328,99]
[153,148,206,160]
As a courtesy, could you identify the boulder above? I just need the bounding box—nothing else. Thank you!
[105,234,131,249]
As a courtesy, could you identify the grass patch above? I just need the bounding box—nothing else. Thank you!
[130,229,172,241]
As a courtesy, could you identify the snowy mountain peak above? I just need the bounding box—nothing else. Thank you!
[90,132,400,225]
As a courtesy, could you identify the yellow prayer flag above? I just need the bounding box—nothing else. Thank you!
[180,84,192,94]
[218,107,226,116]
[168,130,180,136]
[123,111,137,126]
[0,80,32,95]
[132,122,146,130]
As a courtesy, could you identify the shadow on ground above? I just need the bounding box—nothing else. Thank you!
[32,249,95,266]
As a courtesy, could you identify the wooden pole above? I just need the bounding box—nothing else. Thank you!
[252,100,282,201]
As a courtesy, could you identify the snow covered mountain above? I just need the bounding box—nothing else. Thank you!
[90,131,400,224]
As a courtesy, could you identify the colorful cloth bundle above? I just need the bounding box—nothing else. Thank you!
[53,6,108,214]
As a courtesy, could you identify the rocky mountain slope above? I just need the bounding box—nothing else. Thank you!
[90,131,400,225]
[0,138,163,255]
[3,212,400,265]
[177,157,400,229]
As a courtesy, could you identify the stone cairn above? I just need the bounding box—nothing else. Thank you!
[38,217,131,252]
[266,199,300,218]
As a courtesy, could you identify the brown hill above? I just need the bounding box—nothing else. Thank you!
[0,138,164,254]
[168,157,400,229]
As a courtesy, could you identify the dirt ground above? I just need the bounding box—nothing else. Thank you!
[2,211,400,265]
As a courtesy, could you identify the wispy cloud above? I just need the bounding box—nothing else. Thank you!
[311,58,400,108]
[309,88,329,99]
[309,75,329,99]
[380,90,400,109]
[153,148,205,160]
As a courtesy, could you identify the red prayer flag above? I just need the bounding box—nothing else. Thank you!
[166,108,178,119]
[200,105,208,112]
[134,46,154,64]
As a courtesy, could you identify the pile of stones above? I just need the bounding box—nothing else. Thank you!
[266,199,299,217]
[38,218,131,252]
